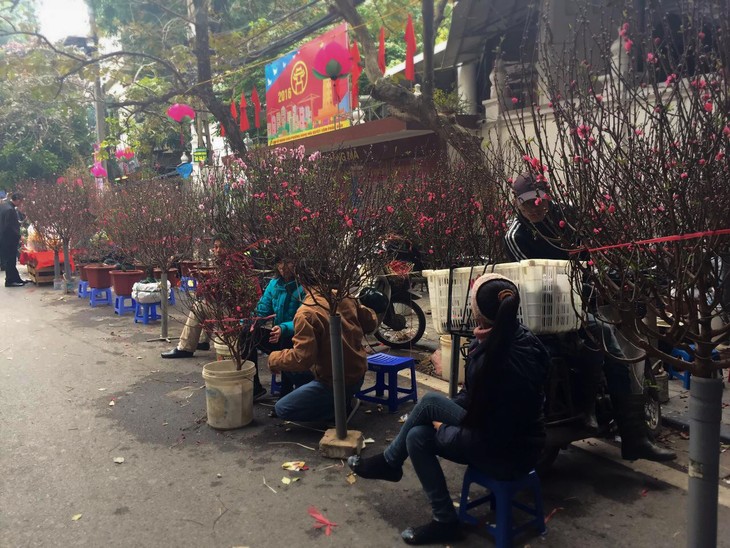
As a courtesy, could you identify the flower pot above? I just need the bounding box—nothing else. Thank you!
[85,264,118,289]
[180,260,202,277]
[202,359,255,429]
[78,263,91,282]
[110,270,145,296]
[154,268,179,288]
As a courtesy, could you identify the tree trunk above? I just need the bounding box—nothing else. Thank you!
[329,314,348,439]
[190,0,246,156]
[53,249,62,290]
[62,239,73,293]
[160,271,169,339]
[687,376,723,547]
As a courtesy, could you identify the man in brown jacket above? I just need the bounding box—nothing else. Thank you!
[268,287,378,422]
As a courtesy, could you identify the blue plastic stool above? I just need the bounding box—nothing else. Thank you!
[114,295,136,316]
[89,287,112,307]
[180,276,197,292]
[356,353,418,413]
[459,467,546,548]
[134,302,161,324]
[668,346,721,389]
[77,280,89,298]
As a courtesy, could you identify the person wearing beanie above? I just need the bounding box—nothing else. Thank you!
[348,274,549,546]
[503,173,676,463]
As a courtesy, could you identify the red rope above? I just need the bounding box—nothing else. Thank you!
[570,228,730,254]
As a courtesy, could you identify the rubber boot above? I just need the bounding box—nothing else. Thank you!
[613,394,676,462]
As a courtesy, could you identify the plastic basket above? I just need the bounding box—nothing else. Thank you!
[516,259,582,334]
[424,260,581,335]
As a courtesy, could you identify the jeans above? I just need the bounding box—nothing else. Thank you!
[274,378,363,422]
[384,392,468,523]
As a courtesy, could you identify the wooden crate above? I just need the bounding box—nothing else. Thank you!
[27,263,64,284]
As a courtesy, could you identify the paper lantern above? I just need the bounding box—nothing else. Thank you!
[313,42,352,80]
[90,162,107,178]
[166,103,196,123]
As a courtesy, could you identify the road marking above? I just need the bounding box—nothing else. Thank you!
[573,439,730,508]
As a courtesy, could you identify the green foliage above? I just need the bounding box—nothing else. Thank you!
[0,41,94,189]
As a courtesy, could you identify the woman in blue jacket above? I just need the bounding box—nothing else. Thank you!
[249,257,306,400]
[348,273,549,545]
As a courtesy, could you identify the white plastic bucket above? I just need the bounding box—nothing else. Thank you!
[213,340,233,361]
[439,335,466,384]
[202,359,255,429]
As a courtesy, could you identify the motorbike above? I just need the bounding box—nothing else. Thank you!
[532,325,663,473]
[367,269,426,349]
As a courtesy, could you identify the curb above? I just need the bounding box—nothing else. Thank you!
[662,411,730,444]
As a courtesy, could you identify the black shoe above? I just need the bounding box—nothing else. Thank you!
[347,453,403,482]
[196,342,210,351]
[253,386,267,402]
[621,437,677,462]
[20,279,31,284]
[401,520,460,545]
[5,282,25,287]
[161,348,195,359]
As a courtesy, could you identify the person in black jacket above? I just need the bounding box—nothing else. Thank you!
[503,174,675,462]
[0,193,28,287]
[348,273,549,546]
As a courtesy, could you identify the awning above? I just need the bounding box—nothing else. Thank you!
[441,0,531,68]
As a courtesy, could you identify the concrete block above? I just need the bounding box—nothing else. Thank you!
[319,428,364,459]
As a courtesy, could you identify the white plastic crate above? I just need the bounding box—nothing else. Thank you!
[424,260,581,335]
[516,259,582,334]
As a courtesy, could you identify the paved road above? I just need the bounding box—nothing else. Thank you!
[2,278,730,547]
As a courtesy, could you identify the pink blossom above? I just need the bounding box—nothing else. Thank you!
[699,158,706,165]
[634,128,644,136]
[680,172,688,179]
[281,181,288,188]
[386,206,394,213]
[716,152,725,161]
[619,23,629,38]
[723,126,730,137]
[559,220,566,228]
[511,97,518,104]
[265,215,273,222]
[646,53,658,64]
[595,94,603,103]
[665,74,677,86]
[698,31,706,40]
[608,205,616,214]
[704,102,714,112]
[576,124,591,139]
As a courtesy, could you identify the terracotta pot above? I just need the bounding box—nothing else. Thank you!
[110,270,145,296]
[78,263,94,282]
[180,260,202,277]
[154,268,179,288]
[85,264,118,289]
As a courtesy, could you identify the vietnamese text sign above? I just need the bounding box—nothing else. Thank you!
[265,23,352,146]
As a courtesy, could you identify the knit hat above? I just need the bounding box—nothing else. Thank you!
[512,173,549,203]
[470,273,519,323]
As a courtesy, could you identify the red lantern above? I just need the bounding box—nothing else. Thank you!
[166,103,196,123]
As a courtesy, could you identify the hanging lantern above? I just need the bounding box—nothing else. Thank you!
[90,162,107,178]
[166,103,196,123]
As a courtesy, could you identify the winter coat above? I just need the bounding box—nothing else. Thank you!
[439,324,549,476]
[267,291,378,387]
[255,277,305,346]
[0,201,21,248]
